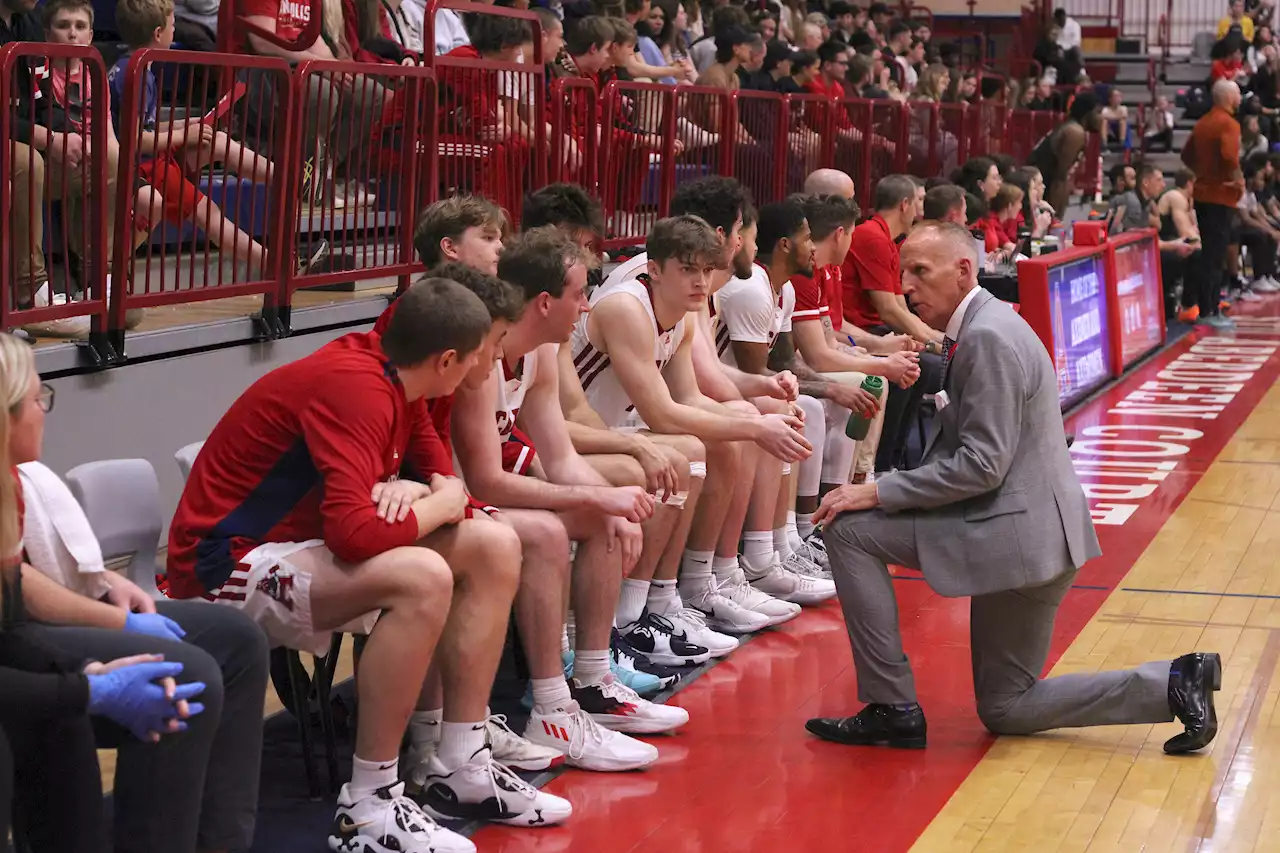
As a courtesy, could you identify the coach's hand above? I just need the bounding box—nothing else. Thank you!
[753,413,812,462]
[606,517,644,575]
[592,486,655,523]
[631,434,679,501]
[372,479,432,523]
[812,483,880,526]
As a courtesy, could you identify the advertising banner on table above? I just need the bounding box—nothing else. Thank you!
[1106,230,1166,372]
[1016,244,1114,410]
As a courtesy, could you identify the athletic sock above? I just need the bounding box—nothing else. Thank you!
[407,708,442,753]
[680,549,715,580]
[773,526,795,560]
[743,530,774,566]
[796,513,815,541]
[436,721,486,771]
[350,754,400,800]
[572,651,611,685]
[617,578,650,628]
[531,677,574,713]
[647,577,682,615]
[560,623,571,656]
[711,554,740,583]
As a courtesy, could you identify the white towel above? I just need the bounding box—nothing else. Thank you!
[17,462,111,600]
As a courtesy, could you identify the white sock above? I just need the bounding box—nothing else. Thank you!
[711,554,740,583]
[796,513,815,541]
[407,708,442,753]
[350,754,400,799]
[531,676,573,713]
[680,549,715,580]
[742,530,774,566]
[774,526,795,560]
[573,650,611,685]
[647,578,682,615]
[436,720,486,770]
[560,623,571,656]
[786,510,797,528]
[617,578,650,628]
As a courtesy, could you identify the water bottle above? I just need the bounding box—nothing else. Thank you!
[845,375,886,441]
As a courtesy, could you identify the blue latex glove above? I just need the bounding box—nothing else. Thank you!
[86,661,206,741]
[124,612,186,643]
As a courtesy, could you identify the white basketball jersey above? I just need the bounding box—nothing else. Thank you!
[492,345,542,438]
[714,263,795,369]
[570,274,685,429]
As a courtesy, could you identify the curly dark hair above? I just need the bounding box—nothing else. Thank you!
[671,176,749,236]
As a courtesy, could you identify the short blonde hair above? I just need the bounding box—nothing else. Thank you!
[116,0,174,48]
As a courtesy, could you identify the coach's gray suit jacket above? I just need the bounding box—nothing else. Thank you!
[874,288,1102,598]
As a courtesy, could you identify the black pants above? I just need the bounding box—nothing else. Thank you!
[1240,223,1277,278]
[1160,248,1202,318]
[874,348,944,472]
[27,600,269,853]
[1192,201,1236,317]
[1,705,106,853]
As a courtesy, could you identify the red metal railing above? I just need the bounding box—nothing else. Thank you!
[0,43,111,345]
[3,39,1128,348]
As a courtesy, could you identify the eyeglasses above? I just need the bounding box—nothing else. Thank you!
[36,383,54,413]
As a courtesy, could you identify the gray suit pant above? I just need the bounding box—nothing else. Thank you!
[823,509,1175,735]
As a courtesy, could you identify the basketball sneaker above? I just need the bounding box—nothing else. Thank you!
[405,712,563,773]
[524,700,659,772]
[650,600,739,658]
[746,555,837,605]
[412,747,572,828]
[572,673,690,734]
[620,611,712,666]
[329,782,474,853]
[612,628,683,689]
[680,574,773,635]
[794,534,831,573]
[716,570,802,626]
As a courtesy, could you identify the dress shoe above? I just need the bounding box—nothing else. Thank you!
[1165,652,1222,755]
[805,703,927,749]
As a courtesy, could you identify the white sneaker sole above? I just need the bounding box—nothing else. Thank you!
[634,647,712,667]
[590,706,690,735]
[419,795,572,828]
[521,728,660,772]
[330,829,476,853]
[493,752,566,772]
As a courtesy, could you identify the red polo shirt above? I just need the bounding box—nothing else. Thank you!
[841,214,900,330]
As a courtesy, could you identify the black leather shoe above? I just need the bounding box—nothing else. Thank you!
[1164,652,1222,755]
[805,703,927,749]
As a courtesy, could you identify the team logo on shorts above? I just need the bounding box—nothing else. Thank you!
[257,568,296,611]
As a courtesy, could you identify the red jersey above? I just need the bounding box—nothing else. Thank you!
[373,296,456,456]
[237,0,312,52]
[790,269,829,323]
[165,332,453,598]
[842,214,901,330]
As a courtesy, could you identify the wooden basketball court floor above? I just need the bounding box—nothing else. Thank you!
[94,296,1280,852]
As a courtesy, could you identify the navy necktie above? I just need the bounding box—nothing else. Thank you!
[940,336,956,388]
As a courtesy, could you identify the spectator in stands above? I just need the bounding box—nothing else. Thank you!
[780,47,819,93]
[0,331,269,853]
[1053,7,1084,81]
[434,0,469,54]
[944,68,978,102]
[237,0,390,209]
[2,0,133,338]
[1244,109,1271,157]
[1220,0,1256,41]
[1145,94,1176,151]
[653,0,693,66]
[1184,78,1245,327]
[924,183,968,225]
[842,174,943,470]
[1100,87,1131,150]
[698,25,758,90]
[868,2,892,34]
[738,35,772,90]
[798,20,824,51]
[109,0,312,289]
[690,4,750,72]
[1028,88,1101,216]
[884,20,914,91]
[173,0,217,49]
[1211,37,1250,84]
[376,0,424,54]
[763,40,798,88]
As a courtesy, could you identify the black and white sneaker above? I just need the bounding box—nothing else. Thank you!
[612,628,683,687]
[413,747,572,827]
[329,781,474,853]
[621,611,712,666]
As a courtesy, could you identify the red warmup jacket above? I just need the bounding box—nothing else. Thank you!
[165,331,453,598]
